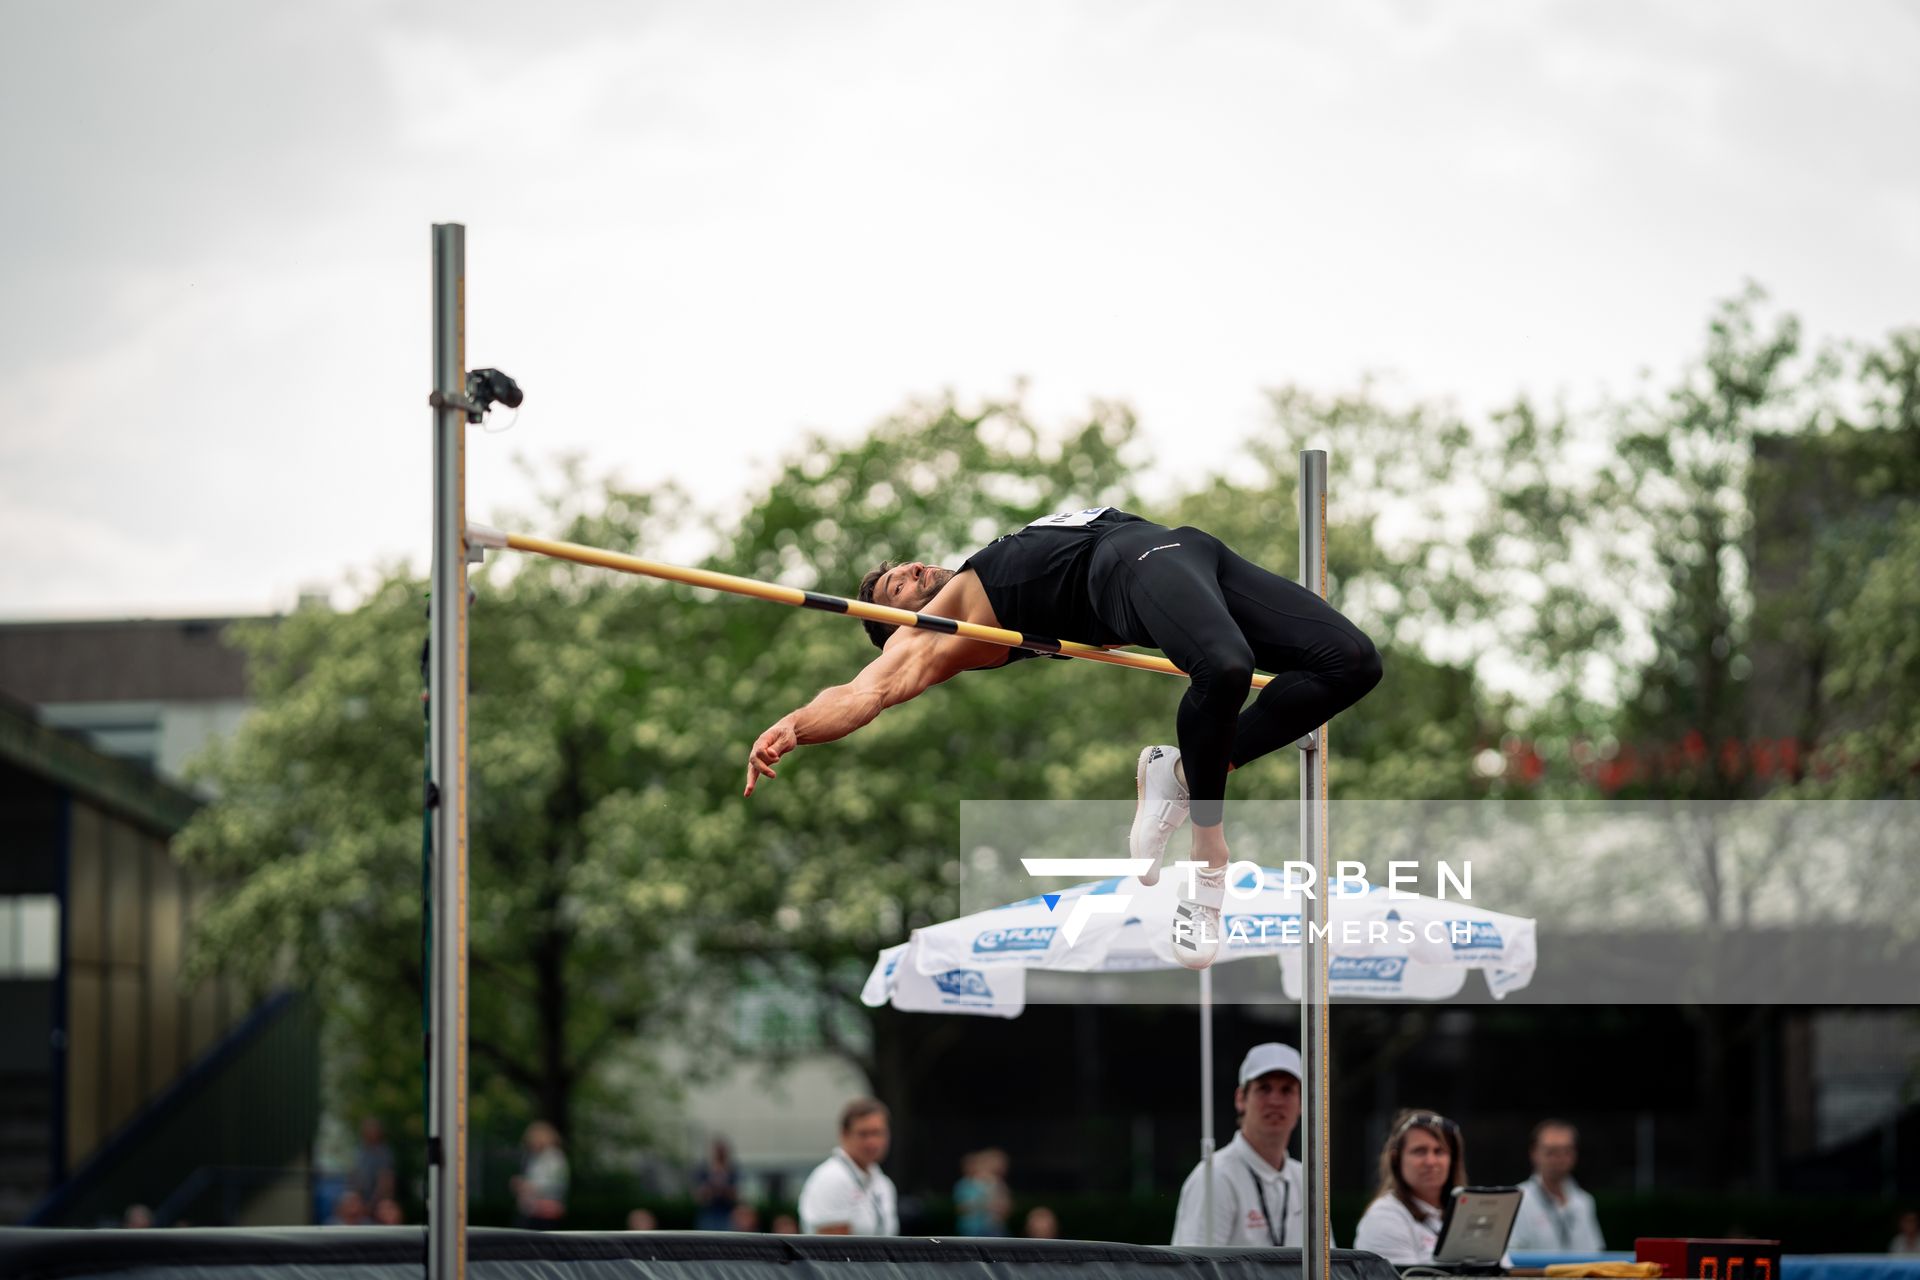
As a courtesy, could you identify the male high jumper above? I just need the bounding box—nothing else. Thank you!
[744,507,1382,968]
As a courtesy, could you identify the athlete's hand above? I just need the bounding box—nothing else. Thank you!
[744,720,799,797]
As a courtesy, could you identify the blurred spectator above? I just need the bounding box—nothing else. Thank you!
[1893,1209,1920,1254]
[1172,1043,1306,1246]
[1354,1110,1500,1266]
[626,1208,658,1231]
[510,1120,569,1229]
[1023,1205,1060,1239]
[372,1197,405,1226]
[730,1202,763,1232]
[693,1137,740,1232]
[328,1190,369,1226]
[953,1151,983,1234]
[770,1213,800,1235]
[122,1204,154,1229]
[1510,1119,1605,1252]
[349,1117,396,1205]
[954,1148,1011,1236]
[798,1097,897,1235]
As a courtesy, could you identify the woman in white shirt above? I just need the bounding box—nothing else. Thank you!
[1353,1110,1468,1264]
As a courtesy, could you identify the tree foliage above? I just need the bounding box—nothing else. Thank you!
[176,293,1920,1180]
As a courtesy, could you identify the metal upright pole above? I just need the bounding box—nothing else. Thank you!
[428,223,470,1280]
[1199,967,1216,1244]
[1298,450,1330,1279]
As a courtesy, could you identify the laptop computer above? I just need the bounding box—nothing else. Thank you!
[1429,1186,1524,1273]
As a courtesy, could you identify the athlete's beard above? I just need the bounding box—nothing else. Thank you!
[912,567,955,608]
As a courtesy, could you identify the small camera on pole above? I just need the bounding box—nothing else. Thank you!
[429,366,523,424]
[465,368,522,421]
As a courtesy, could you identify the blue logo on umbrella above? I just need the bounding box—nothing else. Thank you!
[973,925,1057,954]
[932,969,994,998]
[1448,921,1502,952]
[1331,956,1408,983]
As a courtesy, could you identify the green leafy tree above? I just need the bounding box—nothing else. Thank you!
[696,395,1150,1094]
[1179,382,1497,802]
[1438,297,1920,1194]
[689,391,1511,1188]
[172,386,1521,1190]
[177,477,724,1180]
[1816,505,1920,786]
[1799,327,1920,797]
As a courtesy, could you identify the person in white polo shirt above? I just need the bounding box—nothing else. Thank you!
[1171,1042,1313,1247]
[1354,1108,1509,1268]
[798,1097,899,1236]
[1509,1119,1606,1253]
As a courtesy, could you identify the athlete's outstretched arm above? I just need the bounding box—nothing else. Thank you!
[743,632,969,797]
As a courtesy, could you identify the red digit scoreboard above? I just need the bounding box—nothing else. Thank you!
[1637,1238,1783,1280]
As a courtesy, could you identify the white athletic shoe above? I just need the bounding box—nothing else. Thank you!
[1172,864,1225,970]
[1130,745,1190,887]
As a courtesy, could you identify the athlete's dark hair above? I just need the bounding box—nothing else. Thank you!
[857,561,898,651]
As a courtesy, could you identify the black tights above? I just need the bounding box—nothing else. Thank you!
[1091,524,1383,827]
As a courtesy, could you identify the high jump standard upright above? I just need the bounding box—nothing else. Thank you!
[427,223,1336,1280]
[428,223,473,1280]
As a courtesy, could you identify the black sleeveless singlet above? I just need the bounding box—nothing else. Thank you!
[960,508,1148,664]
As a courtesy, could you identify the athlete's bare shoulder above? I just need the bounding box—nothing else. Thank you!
[926,568,1001,629]
[904,569,1011,671]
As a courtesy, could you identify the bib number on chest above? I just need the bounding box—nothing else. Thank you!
[1027,506,1111,528]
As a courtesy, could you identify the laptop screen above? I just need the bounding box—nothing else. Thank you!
[1433,1187,1523,1266]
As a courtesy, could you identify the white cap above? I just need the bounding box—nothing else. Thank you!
[1237,1042,1302,1087]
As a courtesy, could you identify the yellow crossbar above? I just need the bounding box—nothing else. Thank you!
[470,524,1273,689]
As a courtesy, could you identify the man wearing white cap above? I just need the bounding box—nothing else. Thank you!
[1172,1042,1318,1247]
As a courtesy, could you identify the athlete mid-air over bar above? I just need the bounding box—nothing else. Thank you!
[744,507,1382,969]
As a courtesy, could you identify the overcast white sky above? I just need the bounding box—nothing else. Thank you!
[2,0,1916,619]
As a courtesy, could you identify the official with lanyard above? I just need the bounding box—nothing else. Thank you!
[1171,1043,1320,1247]
[1510,1120,1606,1253]
[798,1097,899,1235]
